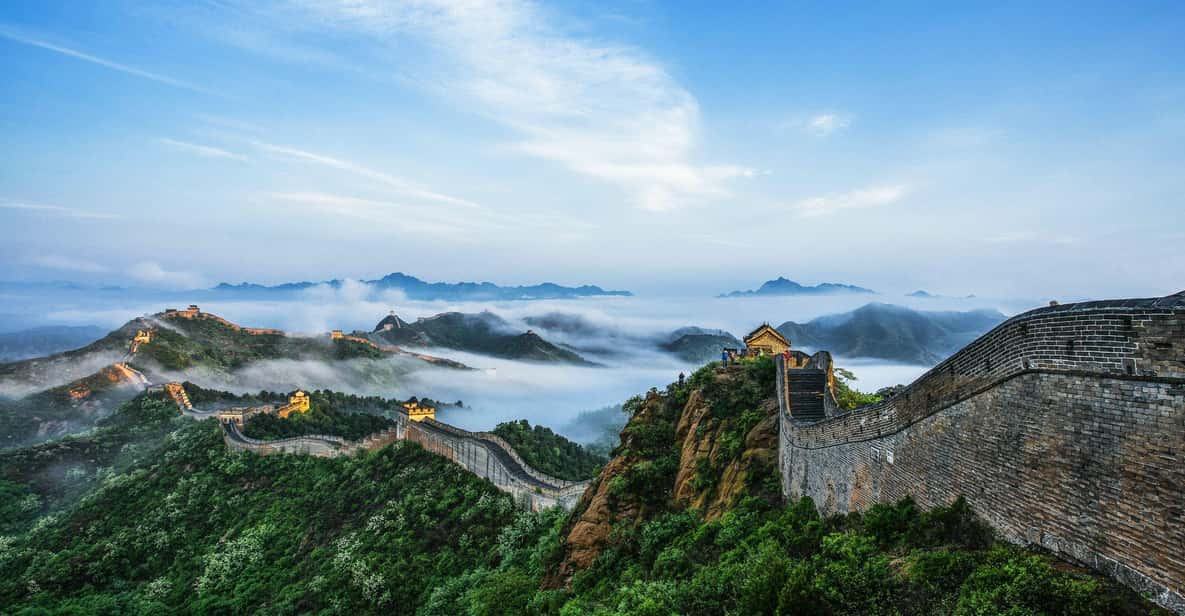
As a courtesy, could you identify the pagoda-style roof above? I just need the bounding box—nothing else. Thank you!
[743,323,790,348]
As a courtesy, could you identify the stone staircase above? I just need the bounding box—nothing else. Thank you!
[787,370,828,421]
[164,382,193,411]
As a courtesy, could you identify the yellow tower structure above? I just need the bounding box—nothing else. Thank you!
[278,390,311,418]
[743,324,791,356]
[133,329,153,344]
[402,400,435,422]
[331,330,344,340]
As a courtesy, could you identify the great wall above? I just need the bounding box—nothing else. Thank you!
[160,378,590,510]
[124,306,590,511]
[203,393,588,511]
[103,297,1185,608]
[773,292,1185,612]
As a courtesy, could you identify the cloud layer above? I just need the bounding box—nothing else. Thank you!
[287,0,752,211]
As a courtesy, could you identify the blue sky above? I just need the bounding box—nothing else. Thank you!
[1,1,1182,298]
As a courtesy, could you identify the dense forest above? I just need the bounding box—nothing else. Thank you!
[0,365,1164,614]
[491,419,607,481]
[241,390,398,441]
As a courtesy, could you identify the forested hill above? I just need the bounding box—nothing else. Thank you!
[0,371,1161,614]
[369,311,596,365]
[778,303,1006,364]
[491,420,607,481]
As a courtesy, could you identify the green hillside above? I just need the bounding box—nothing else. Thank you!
[660,332,742,364]
[491,419,607,481]
[371,311,595,365]
[0,368,1160,615]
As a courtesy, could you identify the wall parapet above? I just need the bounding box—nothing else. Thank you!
[781,293,1185,448]
[214,407,589,510]
[778,292,1185,613]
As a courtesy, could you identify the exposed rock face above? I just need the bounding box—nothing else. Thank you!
[546,392,665,586]
[547,366,779,587]
[673,396,777,520]
[554,455,636,577]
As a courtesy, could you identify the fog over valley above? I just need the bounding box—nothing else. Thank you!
[0,279,1039,440]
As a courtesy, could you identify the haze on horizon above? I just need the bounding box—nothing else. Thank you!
[1,1,1182,299]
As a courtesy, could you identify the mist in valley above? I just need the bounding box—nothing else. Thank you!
[0,280,1037,441]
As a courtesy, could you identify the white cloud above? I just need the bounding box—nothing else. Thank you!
[806,113,851,136]
[251,141,479,209]
[280,0,752,211]
[985,231,1036,244]
[24,254,110,273]
[128,261,207,289]
[158,138,249,162]
[985,231,1079,245]
[795,185,909,217]
[0,23,213,95]
[0,199,120,220]
[266,191,478,238]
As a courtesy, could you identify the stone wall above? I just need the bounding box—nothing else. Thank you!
[778,293,1185,612]
[216,407,588,511]
[159,308,284,336]
[405,418,589,511]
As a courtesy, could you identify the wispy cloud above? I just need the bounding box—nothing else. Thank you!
[266,191,474,238]
[806,113,851,136]
[274,1,752,212]
[159,138,249,161]
[251,141,479,209]
[24,254,110,273]
[794,185,909,217]
[782,112,852,137]
[0,24,214,95]
[985,231,1078,245]
[0,199,120,220]
[127,261,206,289]
[265,191,591,239]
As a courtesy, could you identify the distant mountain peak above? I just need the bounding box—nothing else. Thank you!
[777,302,1006,364]
[720,277,875,297]
[373,311,411,333]
[209,272,631,301]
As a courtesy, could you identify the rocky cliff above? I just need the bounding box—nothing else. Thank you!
[547,359,781,586]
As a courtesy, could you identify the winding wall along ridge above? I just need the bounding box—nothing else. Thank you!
[777,292,1185,613]
[208,403,588,511]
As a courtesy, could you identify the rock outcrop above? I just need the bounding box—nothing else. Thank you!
[548,363,780,587]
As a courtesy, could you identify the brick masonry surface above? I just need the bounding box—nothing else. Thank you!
[778,293,1185,613]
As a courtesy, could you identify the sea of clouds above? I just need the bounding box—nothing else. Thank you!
[3,280,1034,439]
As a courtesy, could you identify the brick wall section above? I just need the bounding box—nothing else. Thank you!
[778,293,1185,613]
[405,418,589,511]
[217,408,589,511]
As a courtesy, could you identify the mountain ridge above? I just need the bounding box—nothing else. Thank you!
[368,311,597,365]
[721,276,875,297]
[778,302,1006,364]
[211,271,631,300]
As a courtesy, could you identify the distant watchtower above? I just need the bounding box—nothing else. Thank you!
[743,324,791,356]
[330,329,344,340]
[403,400,435,422]
[278,390,311,418]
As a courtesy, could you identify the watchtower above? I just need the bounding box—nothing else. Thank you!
[278,390,311,418]
[743,323,791,356]
[402,400,436,422]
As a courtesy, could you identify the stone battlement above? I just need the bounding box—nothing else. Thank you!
[158,381,590,511]
[160,306,284,336]
[777,292,1185,612]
